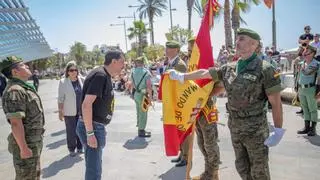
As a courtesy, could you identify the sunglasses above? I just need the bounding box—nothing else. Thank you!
[305,28,310,30]
[68,69,78,72]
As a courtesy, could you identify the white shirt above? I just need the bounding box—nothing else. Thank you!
[168,55,179,66]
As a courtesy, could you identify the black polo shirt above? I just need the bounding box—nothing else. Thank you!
[81,67,114,125]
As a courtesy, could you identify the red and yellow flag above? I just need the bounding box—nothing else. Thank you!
[264,0,273,9]
[159,0,219,156]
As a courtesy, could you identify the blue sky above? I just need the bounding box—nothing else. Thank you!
[25,0,320,57]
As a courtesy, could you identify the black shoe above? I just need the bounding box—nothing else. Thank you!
[296,109,303,114]
[69,151,77,157]
[308,122,317,136]
[171,156,181,163]
[138,130,151,138]
[175,159,187,167]
[297,120,310,134]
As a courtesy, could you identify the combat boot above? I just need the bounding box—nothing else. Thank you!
[212,170,219,180]
[138,130,151,137]
[307,122,317,136]
[297,120,310,134]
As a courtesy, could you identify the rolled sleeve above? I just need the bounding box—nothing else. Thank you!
[208,67,222,82]
[263,65,283,95]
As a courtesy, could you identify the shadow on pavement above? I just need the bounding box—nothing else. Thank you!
[159,166,186,180]
[46,139,66,150]
[50,129,66,137]
[303,135,320,146]
[123,136,149,150]
[41,154,83,178]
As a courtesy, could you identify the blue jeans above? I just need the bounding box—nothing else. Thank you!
[76,120,106,180]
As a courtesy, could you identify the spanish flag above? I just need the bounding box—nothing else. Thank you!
[264,0,273,9]
[159,0,219,156]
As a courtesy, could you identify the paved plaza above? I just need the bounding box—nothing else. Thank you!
[0,79,319,180]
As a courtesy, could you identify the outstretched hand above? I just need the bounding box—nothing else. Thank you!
[168,70,184,83]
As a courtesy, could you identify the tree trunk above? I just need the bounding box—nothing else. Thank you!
[231,5,240,46]
[138,34,142,56]
[149,16,154,45]
[187,0,195,31]
[224,0,233,48]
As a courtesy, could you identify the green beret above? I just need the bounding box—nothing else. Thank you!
[188,36,196,43]
[133,56,145,63]
[166,41,180,49]
[306,45,317,54]
[237,28,261,41]
[0,56,23,72]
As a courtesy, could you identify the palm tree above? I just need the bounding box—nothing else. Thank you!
[193,0,232,48]
[193,0,207,18]
[127,20,149,56]
[224,0,233,48]
[231,0,260,44]
[137,0,167,45]
[69,42,86,65]
[187,0,196,31]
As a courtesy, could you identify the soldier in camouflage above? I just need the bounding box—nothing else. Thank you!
[187,37,222,180]
[0,56,45,180]
[169,28,285,180]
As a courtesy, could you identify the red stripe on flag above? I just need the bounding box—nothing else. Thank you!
[163,124,180,156]
[157,74,164,100]
[193,0,217,87]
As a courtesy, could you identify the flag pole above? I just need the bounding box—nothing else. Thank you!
[185,123,196,180]
[185,98,203,179]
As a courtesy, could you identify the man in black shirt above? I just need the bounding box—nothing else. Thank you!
[76,50,125,180]
[299,25,314,47]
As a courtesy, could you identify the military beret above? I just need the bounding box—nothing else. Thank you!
[0,56,23,72]
[306,45,317,54]
[237,28,261,41]
[166,41,180,48]
[133,56,145,63]
[188,36,196,43]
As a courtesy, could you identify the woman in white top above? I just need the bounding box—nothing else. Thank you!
[58,61,85,156]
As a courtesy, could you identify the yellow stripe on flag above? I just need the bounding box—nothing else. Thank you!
[162,74,213,131]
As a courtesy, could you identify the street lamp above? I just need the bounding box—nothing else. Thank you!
[169,0,177,32]
[110,21,128,52]
[128,5,140,21]
[118,16,136,51]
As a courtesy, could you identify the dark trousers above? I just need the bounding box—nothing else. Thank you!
[64,116,82,152]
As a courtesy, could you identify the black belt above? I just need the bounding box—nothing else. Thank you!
[299,83,315,88]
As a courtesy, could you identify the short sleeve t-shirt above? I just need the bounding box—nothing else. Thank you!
[81,67,114,125]
[300,33,314,41]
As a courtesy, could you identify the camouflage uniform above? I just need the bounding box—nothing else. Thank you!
[195,96,220,180]
[3,78,45,180]
[209,54,282,180]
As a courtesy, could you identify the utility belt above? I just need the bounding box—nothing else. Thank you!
[299,83,315,88]
[226,103,264,118]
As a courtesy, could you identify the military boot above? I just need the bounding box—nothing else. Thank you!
[307,122,317,136]
[170,155,181,163]
[138,130,151,137]
[297,120,310,134]
[212,170,219,180]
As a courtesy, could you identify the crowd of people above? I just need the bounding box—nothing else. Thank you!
[0,25,320,180]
